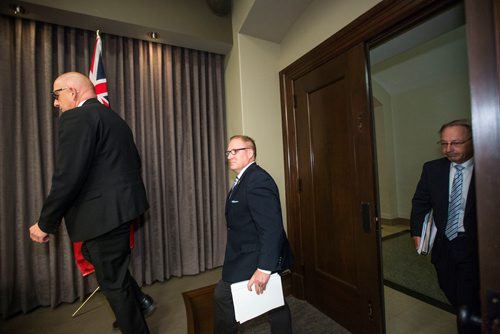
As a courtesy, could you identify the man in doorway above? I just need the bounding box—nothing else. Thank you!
[410,119,480,333]
[29,72,154,334]
[214,135,293,334]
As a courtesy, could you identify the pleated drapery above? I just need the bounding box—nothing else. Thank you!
[0,15,228,318]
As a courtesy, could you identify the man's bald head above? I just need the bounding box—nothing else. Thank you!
[53,72,97,114]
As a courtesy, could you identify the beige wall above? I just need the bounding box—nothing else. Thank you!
[389,76,470,218]
[372,27,470,220]
[225,0,381,228]
[278,0,381,69]
[372,82,398,220]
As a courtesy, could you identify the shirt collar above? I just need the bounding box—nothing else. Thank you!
[237,161,255,179]
[452,157,474,169]
[77,99,90,107]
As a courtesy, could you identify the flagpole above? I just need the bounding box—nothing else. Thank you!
[72,286,100,317]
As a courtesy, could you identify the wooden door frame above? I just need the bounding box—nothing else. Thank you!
[280,0,500,331]
[465,0,500,331]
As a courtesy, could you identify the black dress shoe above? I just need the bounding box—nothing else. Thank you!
[140,294,156,317]
[112,295,156,330]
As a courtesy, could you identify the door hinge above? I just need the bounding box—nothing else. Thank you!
[293,94,297,109]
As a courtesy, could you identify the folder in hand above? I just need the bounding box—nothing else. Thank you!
[230,273,285,323]
[417,210,437,255]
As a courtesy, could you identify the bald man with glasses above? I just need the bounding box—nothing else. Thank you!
[29,72,153,334]
[410,119,480,333]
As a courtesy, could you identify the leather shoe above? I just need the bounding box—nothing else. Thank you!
[112,294,156,330]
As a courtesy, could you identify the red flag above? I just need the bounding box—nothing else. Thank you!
[72,226,135,276]
[72,241,95,276]
[71,30,134,276]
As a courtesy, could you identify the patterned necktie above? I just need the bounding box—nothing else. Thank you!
[228,176,239,198]
[445,165,465,240]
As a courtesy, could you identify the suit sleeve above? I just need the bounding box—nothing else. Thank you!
[410,163,433,237]
[247,173,284,271]
[38,110,97,234]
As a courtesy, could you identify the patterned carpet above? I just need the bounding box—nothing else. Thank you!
[239,295,351,333]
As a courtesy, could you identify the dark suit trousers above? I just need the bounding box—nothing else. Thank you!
[434,234,480,334]
[213,279,292,334]
[82,223,149,334]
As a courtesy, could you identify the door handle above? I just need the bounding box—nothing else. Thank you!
[361,202,371,233]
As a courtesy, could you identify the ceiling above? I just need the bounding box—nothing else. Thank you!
[370,3,467,95]
[239,0,314,43]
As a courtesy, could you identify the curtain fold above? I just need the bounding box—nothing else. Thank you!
[0,15,227,319]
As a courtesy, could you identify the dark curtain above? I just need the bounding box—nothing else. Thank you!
[0,15,228,318]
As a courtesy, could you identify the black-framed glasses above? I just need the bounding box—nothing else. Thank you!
[50,87,69,100]
[437,138,472,148]
[225,148,249,157]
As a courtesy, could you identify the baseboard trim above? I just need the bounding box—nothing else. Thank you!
[381,218,410,226]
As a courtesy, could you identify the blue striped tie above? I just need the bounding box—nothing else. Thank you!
[445,165,465,240]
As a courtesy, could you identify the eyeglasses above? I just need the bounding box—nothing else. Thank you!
[50,87,69,100]
[225,148,249,157]
[437,138,472,148]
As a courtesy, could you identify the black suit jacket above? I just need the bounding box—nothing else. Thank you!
[38,99,149,241]
[222,163,293,283]
[410,157,477,263]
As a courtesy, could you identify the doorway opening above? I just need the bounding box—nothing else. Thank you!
[369,3,470,333]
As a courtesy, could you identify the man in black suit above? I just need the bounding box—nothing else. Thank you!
[411,119,480,333]
[213,135,293,334]
[29,72,153,334]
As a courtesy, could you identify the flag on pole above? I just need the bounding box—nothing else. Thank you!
[72,30,135,276]
[89,30,110,107]
[71,30,108,277]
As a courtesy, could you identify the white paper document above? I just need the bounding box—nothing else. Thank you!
[230,273,285,323]
[417,210,437,255]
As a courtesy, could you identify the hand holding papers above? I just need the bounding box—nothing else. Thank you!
[417,210,437,255]
[230,273,285,323]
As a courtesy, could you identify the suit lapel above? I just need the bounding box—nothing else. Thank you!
[435,158,451,211]
[225,163,257,213]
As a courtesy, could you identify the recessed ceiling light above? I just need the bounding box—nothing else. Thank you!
[10,5,26,15]
[149,32,159,39]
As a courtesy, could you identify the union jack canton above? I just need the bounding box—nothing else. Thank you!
[89,32,110,107]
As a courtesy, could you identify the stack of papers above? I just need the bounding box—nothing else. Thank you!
[230,273,285,323]
[417,210,437,255]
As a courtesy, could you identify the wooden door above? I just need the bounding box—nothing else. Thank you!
[291,43,382,333]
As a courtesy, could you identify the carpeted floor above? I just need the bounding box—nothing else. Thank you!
[382,230,453,312]
[240,295,351,333]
